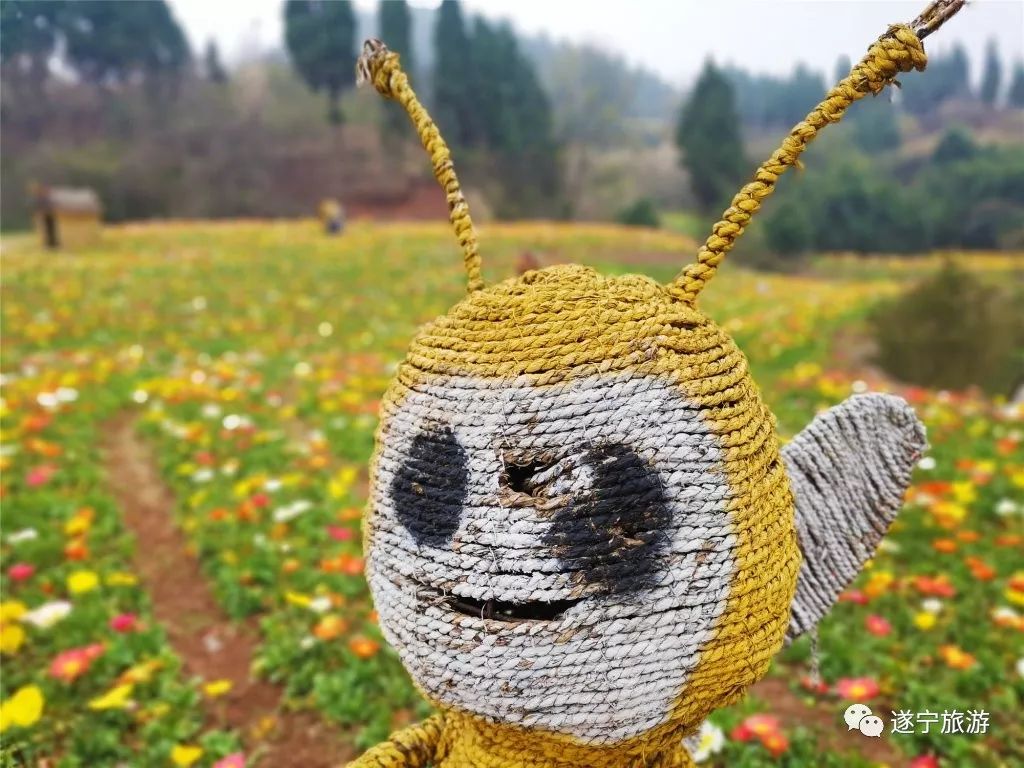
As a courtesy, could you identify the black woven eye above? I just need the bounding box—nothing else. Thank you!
[391,425,468,547]
[544,443,671,593]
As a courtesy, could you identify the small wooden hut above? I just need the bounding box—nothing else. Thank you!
[31,185,102,249]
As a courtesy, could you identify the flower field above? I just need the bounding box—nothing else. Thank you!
[1,221,1021,768]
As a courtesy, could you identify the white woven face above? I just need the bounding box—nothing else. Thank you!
[367,373,736,743]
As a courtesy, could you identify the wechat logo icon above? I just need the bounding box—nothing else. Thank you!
[844,703,884,738]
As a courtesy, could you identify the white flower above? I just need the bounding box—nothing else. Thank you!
[201,404,222,419]
[851,380,868,394]
[36,391,59,409]
[272,500,313,523]
[309,596,332,614]
[993,606,1019,622]
[7,528,38,544]
[264,478,282,492]
[192,468,214,484]
[921,598,943,615]
[877,539,901,554]
[131,389,149,404]
[299,636,316,650]
[1016,658,1024,679]
[684,720,725,763]
[56,387,78,403]
[917,456,937,471]
[995,498,1019,517]
[22,600,72,629]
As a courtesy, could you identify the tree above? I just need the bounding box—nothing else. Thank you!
[1010,62,1024,108]
[676,60,748,211]
[433,0,475,146]
[980,40,1002,105]
[62,1,190,87]
[0,0,65,91]
[833,54,852,85]
[283,0,356,124]
[932,126,977,165]
[379,0,412,142]
[900,45,972,116]
[850,95,901,152]
[204,39,228,84]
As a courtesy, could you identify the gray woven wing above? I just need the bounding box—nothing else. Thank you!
[783,393,927,639]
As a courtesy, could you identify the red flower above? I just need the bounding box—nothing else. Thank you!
[26,464,57,488]
[327,525,355,542]
[865,614,892,637]
[838,589,869,605]
[910,755,941,768]
[49,643,105,682]
[761,730,789,757]
[250,492,270,509]
[109,613,139,633]
[800,675,829,694]
[834,677,880,700]
[8,563,35,582]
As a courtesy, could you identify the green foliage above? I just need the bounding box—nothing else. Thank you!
[617,198,660,228]
[1008,62,1024,108]
[283,0,356,124]
[932,126,978,165]
[433,0,475,146]
[0,0,65,85]
[724,63,826,129]
[900,44,972,115]
[61,1,190,86]
[869,263,1024,395]
[980,39,1002,106]
[849,95,901,152]
[676,60,748,211]
[379,0,413,142]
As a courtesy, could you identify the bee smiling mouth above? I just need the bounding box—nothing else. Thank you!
[445,593,582,622]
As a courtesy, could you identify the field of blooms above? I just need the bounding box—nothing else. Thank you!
[1,221,1021,768]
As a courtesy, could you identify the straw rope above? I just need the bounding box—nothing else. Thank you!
[668,23,927,302]
[356,39,484,293]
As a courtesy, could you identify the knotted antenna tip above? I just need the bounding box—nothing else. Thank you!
[355,38,389,88]
[911,0,968,40]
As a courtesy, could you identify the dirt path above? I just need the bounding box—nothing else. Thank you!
[102,414,354,768]
[749,674,906,766]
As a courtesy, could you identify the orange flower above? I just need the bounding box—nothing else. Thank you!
[956,530,980,543]
[761,730,789,757]
[932,539,957,554]
[913,575,956,598]
[834,677,880,700]
[313,615,348,641]
[348,636,380,660]
[939,644,976,670]
[63,539,89,561]
[965,556,996,581]
[49,643,105,682]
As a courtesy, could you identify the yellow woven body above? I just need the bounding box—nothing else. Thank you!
[360,266,799,767]
[349,5,958,765]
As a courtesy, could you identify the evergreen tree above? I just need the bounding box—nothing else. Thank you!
[61,1,190,86]
[833,54,852,84]
[676,60,748,211]
[850,95,901,152]
[433,0,475,146]
[0,1,65,90]
[1009,62,1024,108]
[204,39,228,84]
[379,0,413,142]
[980,39,1002,105]
[284,0,356,124]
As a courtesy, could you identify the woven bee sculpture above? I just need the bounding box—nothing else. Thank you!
[349,3,964,766]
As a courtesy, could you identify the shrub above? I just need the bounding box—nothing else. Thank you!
[617,198,661,228]
[869,262,1024,396]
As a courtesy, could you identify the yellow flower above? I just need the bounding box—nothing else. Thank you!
[328,466,358,499]
[914,612,937,630]
[67,570,100,594]
[0,601,27,623]
[118,659,163,685]
[0,624,26,655]
[203,679,232,698]
[171,745,203,767]
[88,684,134,710]
[285,591,312,609]
[106,571,139,587]
[0,685,44,732]
[952,481,976,505]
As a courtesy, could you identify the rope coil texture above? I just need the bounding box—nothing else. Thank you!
[349,3,956,766]
[357,39,484,293]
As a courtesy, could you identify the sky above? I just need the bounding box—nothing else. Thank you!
[171,0,1024,87]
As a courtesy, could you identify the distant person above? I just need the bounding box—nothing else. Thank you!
[319,199,345,235]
